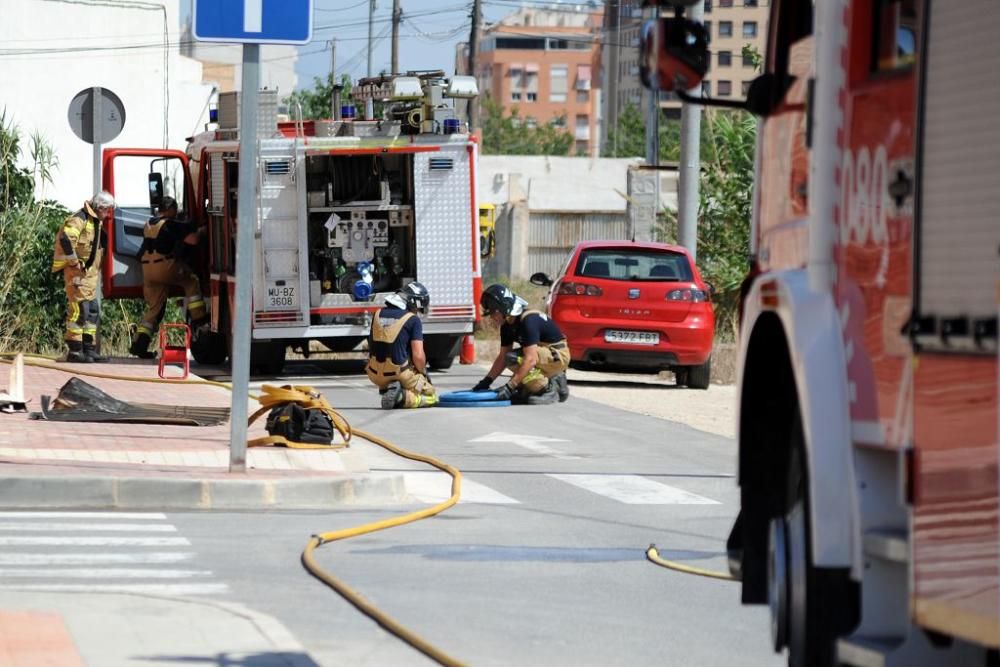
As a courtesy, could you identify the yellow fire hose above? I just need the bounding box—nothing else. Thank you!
[0,352,468,666]
[645,545,736,581]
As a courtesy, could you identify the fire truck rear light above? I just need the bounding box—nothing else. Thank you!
[559,282,602,296]
[667,289,707,302]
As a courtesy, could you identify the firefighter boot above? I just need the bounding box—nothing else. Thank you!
[525,379,559,405]
[64,340,92,364]
[82,334,108,363]
[380,382,405,410]
[129,333,156,359]
[554,372,570,402]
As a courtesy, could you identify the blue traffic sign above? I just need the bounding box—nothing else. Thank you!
[193,0,313,45]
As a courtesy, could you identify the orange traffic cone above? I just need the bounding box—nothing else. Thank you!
[459,334,476,364]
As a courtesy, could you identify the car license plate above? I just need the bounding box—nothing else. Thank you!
[266,284,297,309]
[604,330,659,345]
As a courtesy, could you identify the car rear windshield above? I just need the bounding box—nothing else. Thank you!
[574,249,693,282]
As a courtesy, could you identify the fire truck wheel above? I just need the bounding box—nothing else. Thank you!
[250,340,286,376]
[782,431,841,667]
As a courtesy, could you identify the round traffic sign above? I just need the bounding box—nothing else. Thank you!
[67,87,126,144]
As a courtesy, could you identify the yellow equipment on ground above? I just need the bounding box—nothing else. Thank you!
[479,204,496,260]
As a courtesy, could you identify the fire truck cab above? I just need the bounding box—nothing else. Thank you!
[645,0,999,664]
[101,72,483,375]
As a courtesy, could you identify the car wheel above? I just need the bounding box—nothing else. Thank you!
[250,340,286,376]
[674,367,690,387]
[686,357,711,390]
[191,330,227,365]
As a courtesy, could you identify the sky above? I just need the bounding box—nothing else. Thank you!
[183,0,518,91]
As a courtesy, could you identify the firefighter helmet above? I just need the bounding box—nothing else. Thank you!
[386,281,430,313]
[480,283,527,317]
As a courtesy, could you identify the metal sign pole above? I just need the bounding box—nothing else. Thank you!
[229,44,260,472]
[91,87,102,197]
[677,2,704,262]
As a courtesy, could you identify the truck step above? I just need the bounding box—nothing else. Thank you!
[862,529,908,564]
[838,632,989,667]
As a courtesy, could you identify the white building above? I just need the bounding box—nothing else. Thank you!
[0,0,296,208]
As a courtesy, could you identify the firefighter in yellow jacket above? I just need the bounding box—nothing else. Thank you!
[365,282,438,409]
[51,191,115,363]
[129,196,209,358]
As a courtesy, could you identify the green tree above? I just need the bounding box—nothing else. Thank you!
[479,98,574,156]
[285,73,354,120]
[601,103,684,161]
[657,109,755,340]
[0,109,67,353]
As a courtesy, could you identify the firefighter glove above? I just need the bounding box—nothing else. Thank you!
[472,376,494,392]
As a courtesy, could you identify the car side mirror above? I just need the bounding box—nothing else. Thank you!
[148,173,164,210]
[530,272,553,287]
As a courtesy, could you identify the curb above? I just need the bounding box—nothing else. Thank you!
[0,473,408,510]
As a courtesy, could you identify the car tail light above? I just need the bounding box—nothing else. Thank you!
[558,281,603,296]
[667,288,708,303]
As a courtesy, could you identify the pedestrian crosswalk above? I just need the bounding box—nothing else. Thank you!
[396,472,723,505]
[0,512,227,596]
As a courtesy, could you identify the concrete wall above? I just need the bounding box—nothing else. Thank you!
[1,0,214,207]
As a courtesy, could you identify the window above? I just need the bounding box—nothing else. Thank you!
[525,116,538,129]
[744,0,758,5]
[527,92,538,102]
[550,65,568,102]
[718,50,732,67]
[872,0,918,72]
[496,37,546,50]
[550,116,567,129]
[719,21,733,37]
[718,80,732,96]
[720,0,733,7]
[743,52,756,67]
[575,114,589,140]
[511,91,522,101]
[701,80,712,96]
[576,90,589,103]
[743,21,758,38]
[704,21,712,41]
[742,80,752,96]
[574,249,694,282]
[704,0,712,12]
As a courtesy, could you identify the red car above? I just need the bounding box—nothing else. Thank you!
[531,241,715,389]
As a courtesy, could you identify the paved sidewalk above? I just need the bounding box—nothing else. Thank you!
[0,590,317,666]
[0,358,406,510]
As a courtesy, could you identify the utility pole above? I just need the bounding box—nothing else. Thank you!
[677,0,704,262]
[606,0,621,156]
[391,0,401,74]
[367,0,377,77]
[329,39,337,118]
[644,4,659,225]
[468,0,482,130]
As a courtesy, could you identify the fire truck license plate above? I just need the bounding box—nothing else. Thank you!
[267,284,297,308]
[604,330,659,345]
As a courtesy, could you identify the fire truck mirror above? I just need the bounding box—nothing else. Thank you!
[642,18,710,92]
[147,173,164,210]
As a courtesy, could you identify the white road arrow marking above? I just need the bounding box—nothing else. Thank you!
[548,474,720,505]
[244,0,263,33]
[469,432,579,460]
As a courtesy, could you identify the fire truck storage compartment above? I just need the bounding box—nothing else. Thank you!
[305,152,416,321]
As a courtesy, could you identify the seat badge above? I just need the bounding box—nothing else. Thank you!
[628,288,640,299]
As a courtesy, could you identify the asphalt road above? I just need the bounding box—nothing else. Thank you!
[6,360,784,666]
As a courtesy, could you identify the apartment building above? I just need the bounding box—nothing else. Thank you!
[475,4,604,156]
[601,0,768,152]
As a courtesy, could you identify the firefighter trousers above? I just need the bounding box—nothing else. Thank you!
[505,342,570,395]
[366,364,438,408]
[62,266,100,343]
[137,257,207,337]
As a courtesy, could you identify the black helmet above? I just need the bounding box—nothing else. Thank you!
[480,283,526,317]
[387,281,430,313]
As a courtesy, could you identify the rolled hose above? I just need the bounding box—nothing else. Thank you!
[645,544,736,581]
[1,352,468,665]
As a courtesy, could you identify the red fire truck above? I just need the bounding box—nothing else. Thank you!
[100,72,483,374]
[645,0,998,664]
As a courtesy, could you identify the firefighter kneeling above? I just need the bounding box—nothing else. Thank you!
[473,283,570,405]
[129,197,209,358]
[366,282,438,409]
